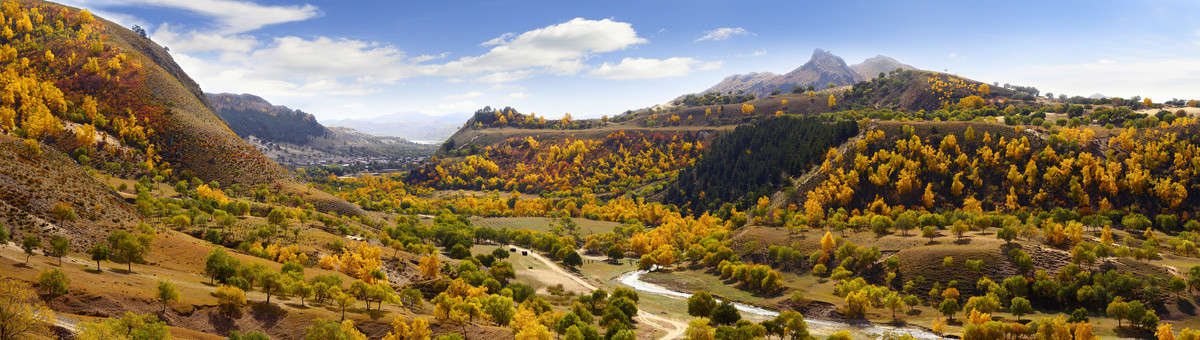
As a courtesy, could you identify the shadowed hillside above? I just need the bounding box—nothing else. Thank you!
[207,93,328,145]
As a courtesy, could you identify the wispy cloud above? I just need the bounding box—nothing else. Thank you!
[589,57,722,80]
[736,49,767,58]
[695,27,751,42]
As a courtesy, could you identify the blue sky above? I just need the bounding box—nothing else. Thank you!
[56,0,1200,121]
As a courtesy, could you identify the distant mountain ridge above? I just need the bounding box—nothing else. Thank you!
[208,93,328,144]
[323,112,468,142]
[205,93,438,165]
[689,49,918,98]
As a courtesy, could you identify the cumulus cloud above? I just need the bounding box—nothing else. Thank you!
[132,0,319,33]
[249,37,410,82]
[422,18,647,80]
[172,37,409,98]
[152,24,257,53]
[60,0,319,33]
[508,92,530,99]
[588,57,721,80]
[695,27,750,42]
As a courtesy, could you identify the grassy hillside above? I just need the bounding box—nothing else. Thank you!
[0,0,360,217]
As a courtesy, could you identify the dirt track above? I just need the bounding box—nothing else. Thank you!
[510,246,687,340]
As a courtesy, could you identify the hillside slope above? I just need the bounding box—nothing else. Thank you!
[207,93,328,145]
[0,1,362,219]
[96,19,293,186]
[850,55,916,80]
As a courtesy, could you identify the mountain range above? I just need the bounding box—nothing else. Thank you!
[323,112,469,142]
[207,93,437,165]
[690,49,916,98]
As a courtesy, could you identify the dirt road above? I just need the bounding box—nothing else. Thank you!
[510,246,687,340]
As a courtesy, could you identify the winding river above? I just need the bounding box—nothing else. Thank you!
[617,270,946,339]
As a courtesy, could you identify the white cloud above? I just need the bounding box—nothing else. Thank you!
[152,24,257,53]
[423,18,647,79]
[477,70,536,83]
[171,36,410,98]
[410,52,449,63]
[61,0,320,33]
[508,92,530,99]
[695,27,750,42]
[490,83,525,90]
[130,0,320,33]
[949,53,958,58]
[481,33,515,46]
[736,49,767,58]
[444,91,485,99]
[588,57,721,80]
[249,36,410,83]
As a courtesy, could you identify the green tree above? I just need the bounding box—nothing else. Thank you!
[77,312,170,340]
[108,230,151,272]
[563,251,583,269]
[86,244,109,271]
[939,298,960,320]
[49,236,70,266]
[1107,297,1130,328]
[896,211,919,236]
[997,225,1018,244]
[36,268,70,297]
[205,248,238,284]
[260,272,286,304]
[228,331,271,340]
[884,293,904,320]
[156,281,179,312]
[922,226,937,242]
[268,208,287,226]
[491,247,510,260]
[1010,297,1032,321]
[711,300,741,325]
[334,293,356,322]
[21,235,41,264]
[482,294,515,326]
[775,310,810,340]
[687,291,717,318]
[305,319,366,339]
[606,244,624,262]
[292,280,313,307]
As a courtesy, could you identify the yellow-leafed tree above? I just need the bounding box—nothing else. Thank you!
[418,253,440,280]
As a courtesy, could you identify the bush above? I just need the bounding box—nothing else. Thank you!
[37,269,70,297]
[215,285,246,312]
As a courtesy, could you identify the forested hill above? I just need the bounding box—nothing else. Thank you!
[666,116,859,213]
[207,93,329,144]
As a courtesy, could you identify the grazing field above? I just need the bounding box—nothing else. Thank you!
[470,216,619,236]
